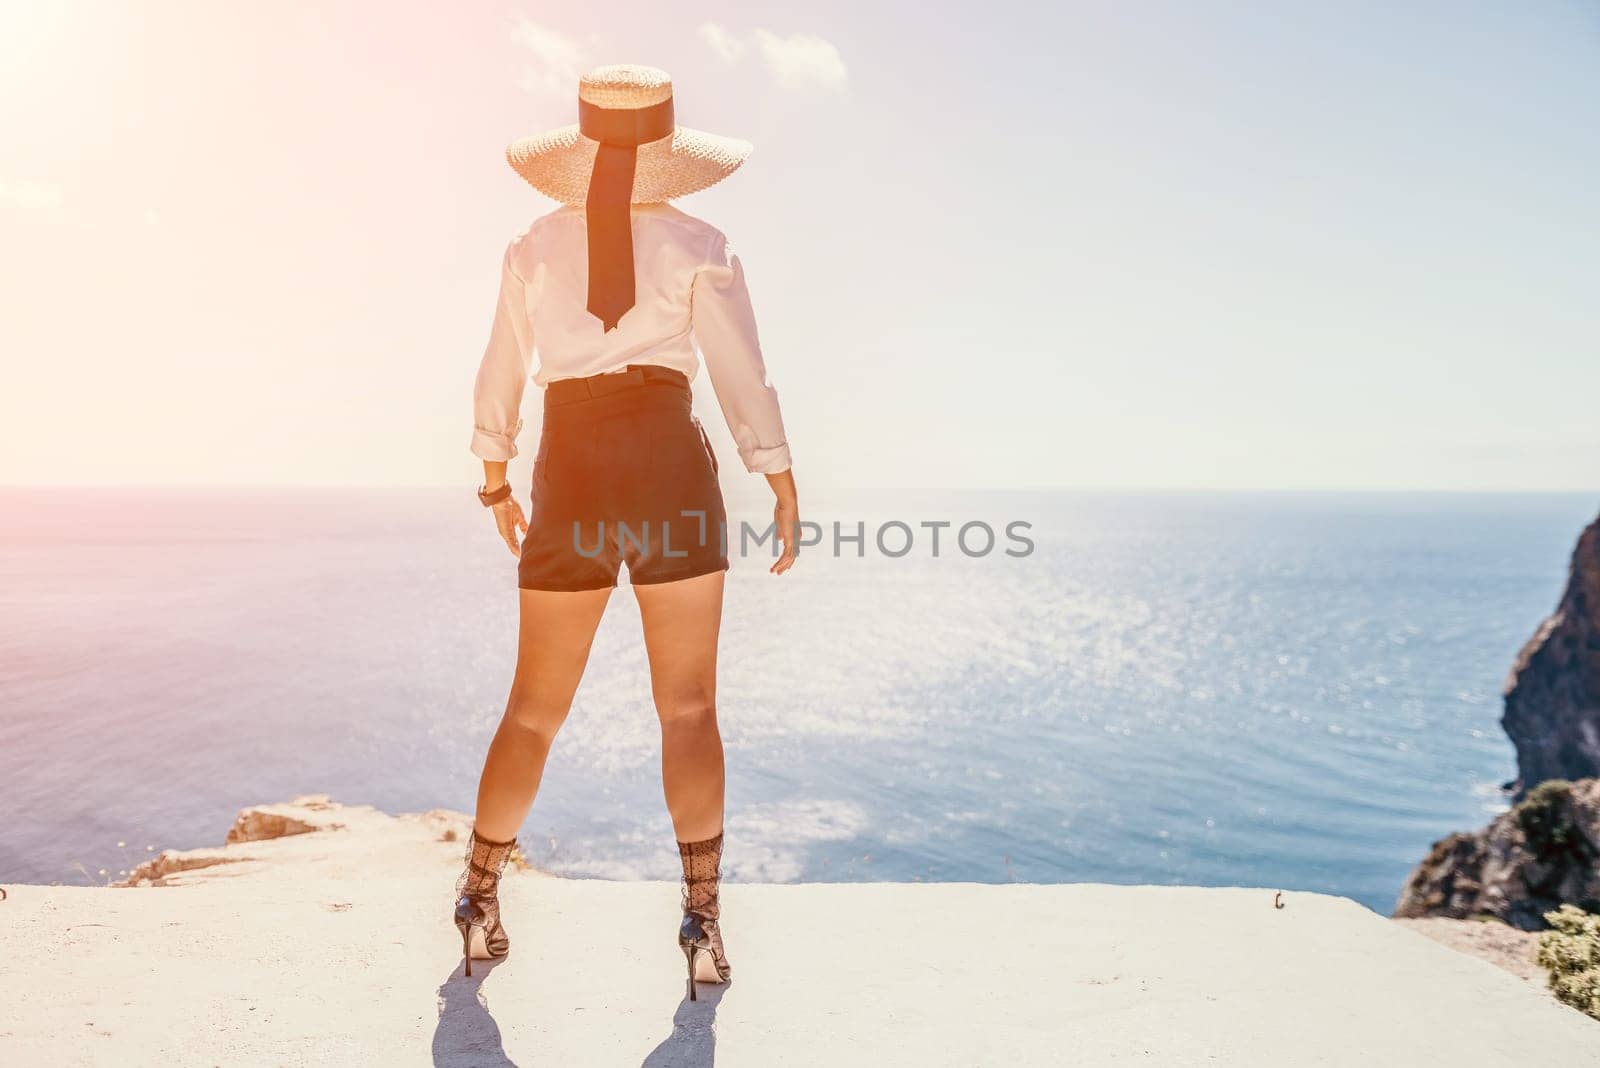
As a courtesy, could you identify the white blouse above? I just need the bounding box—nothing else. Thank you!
[470,203,792,474]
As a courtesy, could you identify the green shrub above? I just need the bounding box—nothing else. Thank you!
[1538,905,1600,1019]
[1518,780,1580,859]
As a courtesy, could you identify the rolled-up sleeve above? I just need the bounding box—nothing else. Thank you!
[470,240,538,462]
[690,232,792,475]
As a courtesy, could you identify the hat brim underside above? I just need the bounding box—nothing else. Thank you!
[506,125,753,205]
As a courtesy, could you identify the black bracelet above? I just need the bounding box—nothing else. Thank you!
[477,482,512,508]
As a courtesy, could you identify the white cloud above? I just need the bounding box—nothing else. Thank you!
[510,15,585,97]
[752,29,848,92]
[0,179,64,214]
[698,25,848,92]
[698,21,746,63]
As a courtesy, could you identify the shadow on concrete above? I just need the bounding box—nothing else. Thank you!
[640,983,725,1068]
[433,959,518,1067]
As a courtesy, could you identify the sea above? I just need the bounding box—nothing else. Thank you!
[2,487,1594,914]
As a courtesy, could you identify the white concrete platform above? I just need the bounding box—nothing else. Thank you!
[1,799,1594,1066]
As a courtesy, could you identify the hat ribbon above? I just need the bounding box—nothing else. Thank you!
[580,97,675,332]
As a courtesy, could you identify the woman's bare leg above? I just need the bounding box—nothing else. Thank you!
[472,586,612,842]
[634,571,726,843]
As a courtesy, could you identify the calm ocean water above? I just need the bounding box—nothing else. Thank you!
[2,488,1595,913]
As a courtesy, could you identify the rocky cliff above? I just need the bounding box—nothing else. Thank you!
[117,795,364,886]
[1503,512,1600,799]
[1396,511,1600,928]
[1395,779,1600,930]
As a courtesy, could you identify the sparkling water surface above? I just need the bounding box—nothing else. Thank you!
[1,487,1593,913]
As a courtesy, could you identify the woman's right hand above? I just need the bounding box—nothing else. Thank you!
[491,495,529,557]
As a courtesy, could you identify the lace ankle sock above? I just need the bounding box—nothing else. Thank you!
[457,829,517,899]
[678,830,724,921]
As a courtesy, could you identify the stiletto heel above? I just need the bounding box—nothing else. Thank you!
[675,832,732,998]
[682,943,700,1001]
[450,831,517,977]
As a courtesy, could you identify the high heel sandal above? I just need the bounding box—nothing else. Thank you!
[677,831,732,1001]
[679,911,732,1001]
[453,829,517,977]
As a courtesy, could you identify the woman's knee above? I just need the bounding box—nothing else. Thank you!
[656,693,718,729]
[502,690,569,738]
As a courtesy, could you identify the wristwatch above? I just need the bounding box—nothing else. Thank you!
[477,482,512,507]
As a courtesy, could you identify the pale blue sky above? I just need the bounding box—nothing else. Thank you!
[1,1,1595,489]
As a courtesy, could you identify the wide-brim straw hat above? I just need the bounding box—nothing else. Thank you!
[506,64,752,204]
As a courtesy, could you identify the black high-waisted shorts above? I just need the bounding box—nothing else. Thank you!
[518,365,728,592]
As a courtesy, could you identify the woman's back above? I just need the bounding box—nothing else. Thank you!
[509,203,730,386]
[476,202,791,475]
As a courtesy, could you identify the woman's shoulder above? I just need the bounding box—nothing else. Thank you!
[514,205,583,243]
[636,204,732,262]
[498,207,581,272]
[637,202,718,230]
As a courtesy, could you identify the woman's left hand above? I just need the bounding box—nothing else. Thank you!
[491,496,529,558]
